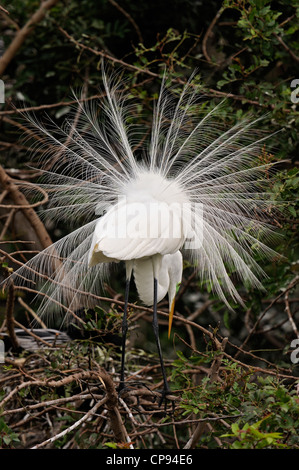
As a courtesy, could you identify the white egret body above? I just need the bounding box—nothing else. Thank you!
[8,71,280,398]
[88,170,188,339]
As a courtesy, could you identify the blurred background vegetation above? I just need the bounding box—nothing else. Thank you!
[0,0,298,449]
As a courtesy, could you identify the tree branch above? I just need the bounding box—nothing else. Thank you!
[0,165,52,249]
[0,0,60,76]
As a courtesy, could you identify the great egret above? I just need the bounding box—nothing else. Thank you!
[7,70,279,400]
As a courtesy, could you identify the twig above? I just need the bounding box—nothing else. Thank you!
[1,370,102,408]
[274,32,299,63]
[209,336,228,383]
[58,26,159,78]
[0,165,52,249]
[108,0,143,43]
[2,392,104,416]
[1,116,46,145]
[5,279,19,350]
[0,180,49,209]
[0,5,9,14]
[98,366,128,444]
[236,275,299,357]
[0,10,20,31]
[0,208,15,240]
[58,28,284,111]
[0,93,104,116]
[0,0,60,75]
[0,190,8,204]
[202,6,225,64]
[117,397,136,449]
[12,319,54,348]
[12,285,86,325]
[17,296,47,328]
[31,396,107,449]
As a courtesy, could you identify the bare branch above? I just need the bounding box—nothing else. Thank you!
[0,0,60,75]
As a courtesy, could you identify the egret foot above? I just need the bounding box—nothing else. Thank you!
[154,387,176,413]
[117,381,131,397]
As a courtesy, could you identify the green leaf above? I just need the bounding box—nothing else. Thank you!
[288,206,297,217]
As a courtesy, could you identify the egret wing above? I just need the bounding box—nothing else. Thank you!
[88,199,187,264]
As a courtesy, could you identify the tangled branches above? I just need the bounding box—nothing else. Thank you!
[0,280,298,448]
[0,140,298,449]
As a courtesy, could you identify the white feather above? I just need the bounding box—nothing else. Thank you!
[8,70,281,322]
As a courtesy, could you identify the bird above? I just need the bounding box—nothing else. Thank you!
[7,69,280,400]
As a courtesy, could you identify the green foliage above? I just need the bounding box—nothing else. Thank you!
[0,417,20,448]
[221,417,286,449]
[171,351,299,448]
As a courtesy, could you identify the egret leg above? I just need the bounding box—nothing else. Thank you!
[152,277,170,405]
[118,276,130,392]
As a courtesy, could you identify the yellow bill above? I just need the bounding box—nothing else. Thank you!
[168,297,176,338]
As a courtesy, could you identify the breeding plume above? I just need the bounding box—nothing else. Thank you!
[8,71,278,398]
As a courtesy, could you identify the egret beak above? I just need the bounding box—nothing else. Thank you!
[168,297,176,338]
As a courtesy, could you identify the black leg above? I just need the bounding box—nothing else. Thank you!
[119,277,130,392]
[152,277,170,405]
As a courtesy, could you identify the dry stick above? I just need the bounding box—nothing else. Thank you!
[184,336,228,449]
[0,93,105,116]
[5,280,19,349]
[108,0,143,44]
[202,6,225,64]
[0,0,60,76]
[0,9,21,31]
[178,328,297,381]
[0,5,9,14]
[0,239,35,245]
[273,32,299,63]
[1,117,46,146]
[4,247,297,382]
[14,285,86,325]
[2,392,104,416]
[13,319,53,347]
[0,165,52,249]
[31,396,107,449]
[0,181,48,209]
[0,78,153,117]
[1,370,103,408]
[12,277,299,381]
[0,208,15,240]
[209,336,228,383]
[0,189,8,204]
[17,296,47,328]
[235,275,299,358]
[57,25,284,114]
[99,367,128,444]
[117,398,136,449]
[58,26,160,79]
